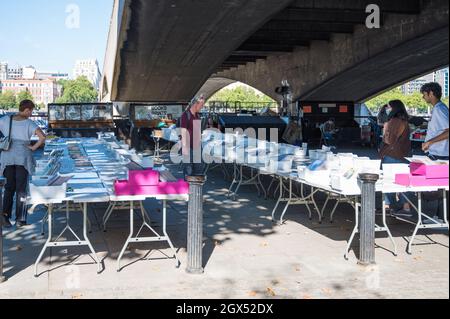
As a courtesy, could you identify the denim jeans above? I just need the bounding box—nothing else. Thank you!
[382,156,413,209]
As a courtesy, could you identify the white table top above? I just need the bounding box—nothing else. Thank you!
[29,138,190,206]
[205,133,449,197]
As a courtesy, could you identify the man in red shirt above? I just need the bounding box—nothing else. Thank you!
[180,95,206,177]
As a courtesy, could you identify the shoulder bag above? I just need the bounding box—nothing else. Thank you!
[0,116,13,151]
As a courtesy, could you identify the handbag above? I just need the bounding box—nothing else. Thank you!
[0,116,13,151]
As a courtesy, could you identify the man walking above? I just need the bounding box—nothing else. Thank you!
[421,82,449,160]
[420,82,449,223]
[180,95,206,177]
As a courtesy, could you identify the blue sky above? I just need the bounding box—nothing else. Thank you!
[0,0,113,74]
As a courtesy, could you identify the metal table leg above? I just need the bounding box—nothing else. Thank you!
[117,200,180,272]
[345,201,360,260]
[34,202,102,277]
[35,204,53,277]
[382,199,398,256]
[117,201,134,272]
[82,203,102,273]
[392,191,450,254]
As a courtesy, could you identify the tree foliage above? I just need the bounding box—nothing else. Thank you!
[208,85,275,105]
[56,76,98,103]
[365,87,449,114]
[16,90,35,105]
[0,91,17,110]
[0,89,36,110]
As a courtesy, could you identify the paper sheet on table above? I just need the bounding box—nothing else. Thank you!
[68,179,103,184]
[68,187,108,194]
[48,175,74,186]
[70,172,99,179]
[405,156,448,165]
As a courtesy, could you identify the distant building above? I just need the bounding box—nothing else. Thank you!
[37,72,70,81]
[0,62,7,81]
[401,68,449,98]
[6,64,23,79]
[434,68,449,98]
[23,66,37,80]
[401,73,435,95]
[73,59,101,91]
[0,78,61,105]
[0,62,33,80]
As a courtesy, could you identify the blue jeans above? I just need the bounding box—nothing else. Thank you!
[382,156,412,209]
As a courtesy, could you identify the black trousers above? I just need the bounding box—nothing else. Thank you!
[2,165,29,222]
[182,149,206,178]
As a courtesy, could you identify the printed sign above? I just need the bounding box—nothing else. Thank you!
[303,106,312,113]
[319,103,337,108]
[135,105,184,120]
[339,105,349,113]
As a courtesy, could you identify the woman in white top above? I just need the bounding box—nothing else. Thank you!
[0,100,46,228]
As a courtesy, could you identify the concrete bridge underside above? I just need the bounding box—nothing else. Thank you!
[102,0,449,103]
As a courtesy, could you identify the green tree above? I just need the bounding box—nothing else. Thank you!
[208,85,275,107]
[365,87,430,114]
[443,96,449,106]
[56,76,98,103]
[16,90,35,108]
[0,91,17,110]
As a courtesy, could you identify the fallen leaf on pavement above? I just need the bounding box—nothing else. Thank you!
[322,288,332,295]
[266,288,276,297]
[302,294,313,299]
[248,291,257,297]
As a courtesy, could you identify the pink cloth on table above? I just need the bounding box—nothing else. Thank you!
[395,174,449,187]
[128,169,160,186]
[114,179,189,196]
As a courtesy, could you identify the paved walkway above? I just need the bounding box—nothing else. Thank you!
[0,162,448,299]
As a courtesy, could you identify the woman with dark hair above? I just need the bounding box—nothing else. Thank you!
[379,100,412,214]
[377,104,390,127]
[0,100,46,228]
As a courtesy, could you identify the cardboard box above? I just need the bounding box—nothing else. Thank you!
[128,169,160,186]
[410,163,449,179]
